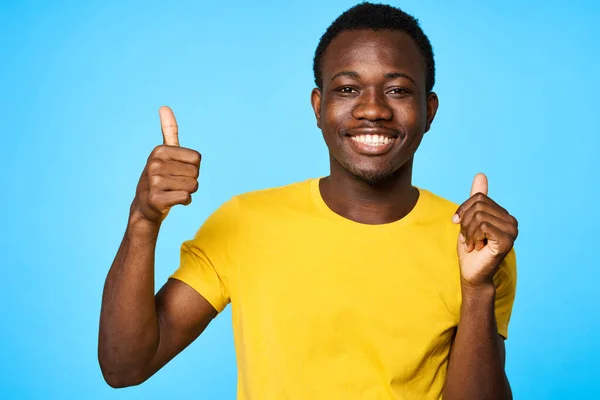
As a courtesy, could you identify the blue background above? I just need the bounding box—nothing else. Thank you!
[2,0,599,398]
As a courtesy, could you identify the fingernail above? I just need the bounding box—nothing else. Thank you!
[459,233,465,243]
[452,214,460,224]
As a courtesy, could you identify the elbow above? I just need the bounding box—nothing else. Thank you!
[102,374,140,389]
[103,375,135,389]
[98,358,148,389]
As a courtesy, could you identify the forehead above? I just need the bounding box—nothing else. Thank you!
[321,29,425,83]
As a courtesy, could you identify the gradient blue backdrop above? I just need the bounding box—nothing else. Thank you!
[2,0,599,398]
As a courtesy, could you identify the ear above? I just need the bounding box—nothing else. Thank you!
[311,88,322,129]
[425,92,439,133]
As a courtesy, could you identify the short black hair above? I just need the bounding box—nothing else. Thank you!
[313,2,435,93]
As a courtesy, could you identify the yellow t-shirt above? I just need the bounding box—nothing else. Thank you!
[171,178,517,400]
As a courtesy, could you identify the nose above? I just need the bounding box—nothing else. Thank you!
[352,89,393,121]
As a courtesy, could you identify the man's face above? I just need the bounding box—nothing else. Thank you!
[311,29,438,184]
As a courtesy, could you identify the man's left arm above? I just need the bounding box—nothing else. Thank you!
[443,173,518,400]
[443,283,512,399]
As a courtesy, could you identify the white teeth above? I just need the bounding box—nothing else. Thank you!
[350,134,394,145]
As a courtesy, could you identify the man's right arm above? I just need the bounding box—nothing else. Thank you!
[98,216,217,388]
[98,107,216,388]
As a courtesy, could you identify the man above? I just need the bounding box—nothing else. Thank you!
[99,3,517,399]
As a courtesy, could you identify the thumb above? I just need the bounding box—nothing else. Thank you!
[470,172,488,197]
[159,106,179,146]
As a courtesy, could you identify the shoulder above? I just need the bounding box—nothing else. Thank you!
[232,178,315,212]
[201,179,315,236]
[192,179,314,239]
[417,187,460,222]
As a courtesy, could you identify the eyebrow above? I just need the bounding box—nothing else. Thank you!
[330,70,416,85]
[384,72,416,84]
[331,71,360,81]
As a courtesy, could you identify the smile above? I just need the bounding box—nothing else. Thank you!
[346,134,398,155]
[349,134,394,145]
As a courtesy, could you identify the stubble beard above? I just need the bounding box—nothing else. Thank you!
[334,153,401,186]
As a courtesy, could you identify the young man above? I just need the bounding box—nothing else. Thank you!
[99,3,518,399]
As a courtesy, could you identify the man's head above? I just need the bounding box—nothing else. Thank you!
[311,2,439,185]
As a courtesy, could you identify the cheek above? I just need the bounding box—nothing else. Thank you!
[323,99,353,132]
[395,101,427,130]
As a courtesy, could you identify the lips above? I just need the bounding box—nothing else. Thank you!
[345,134,397,155]
[344,128,401,156]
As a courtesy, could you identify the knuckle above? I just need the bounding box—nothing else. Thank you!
[148,159,164,174]
[149,174,163,188]
[147,191,160,206]
[474,200,486,210]
[474,193,487,201]
[151,145,166,158]
[191,179,199,193]
[474,210,484,222]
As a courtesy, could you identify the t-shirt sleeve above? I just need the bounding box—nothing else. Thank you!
[494,248,517,339]
[169,197,240,313]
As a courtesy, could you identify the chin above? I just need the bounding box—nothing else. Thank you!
[345,162,398,186]
[329,148,412,186]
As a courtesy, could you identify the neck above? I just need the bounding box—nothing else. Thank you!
[320,158,419,225]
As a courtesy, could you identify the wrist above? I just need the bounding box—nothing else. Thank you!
[127,208,161,240]
[460,278,496,302]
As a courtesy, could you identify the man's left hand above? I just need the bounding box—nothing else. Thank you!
[452,173,519,288]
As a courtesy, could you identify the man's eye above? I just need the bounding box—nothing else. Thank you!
[388,88,408,95]
[339,87,357,94]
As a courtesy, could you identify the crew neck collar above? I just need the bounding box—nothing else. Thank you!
[309,177,430,231]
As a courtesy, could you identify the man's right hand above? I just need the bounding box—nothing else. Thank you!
[100,106,214,388]
[130,106,201,226]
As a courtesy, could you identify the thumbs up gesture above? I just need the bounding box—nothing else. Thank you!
[130,106,201,226]
[452,173,519,287]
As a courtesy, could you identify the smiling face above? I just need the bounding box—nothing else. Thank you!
[311,29,438,185]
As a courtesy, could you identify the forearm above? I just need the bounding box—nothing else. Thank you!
[98,211,162,384]
[443,283,512,400]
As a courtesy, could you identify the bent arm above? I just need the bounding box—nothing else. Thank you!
[98,214,216,388]
[443,284,512,400]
